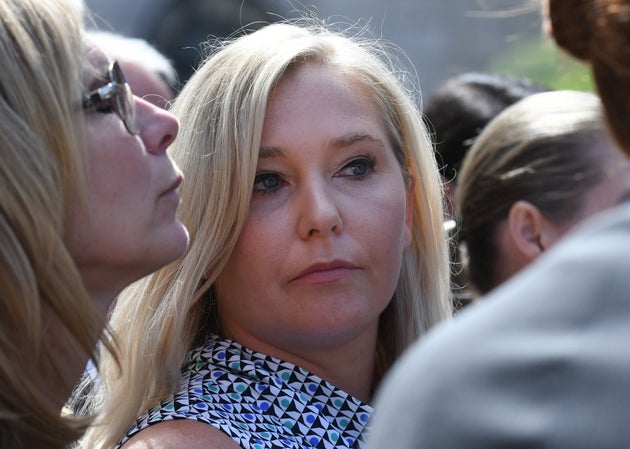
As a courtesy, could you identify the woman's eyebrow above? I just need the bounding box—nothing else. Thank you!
[258,145,284,160]
[258,132,385,160]
[331,132,385,148]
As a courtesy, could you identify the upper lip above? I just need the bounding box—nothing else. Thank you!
[291,259,358,281]
[160,174,183,197]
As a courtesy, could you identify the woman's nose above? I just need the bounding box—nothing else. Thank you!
[135,96,179,155]
[296,181,344,239]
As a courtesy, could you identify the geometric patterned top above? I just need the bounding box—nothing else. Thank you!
[117,334,373,449]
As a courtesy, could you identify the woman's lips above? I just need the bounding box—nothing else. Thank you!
[291,261,359,285]
[160,174,183,197]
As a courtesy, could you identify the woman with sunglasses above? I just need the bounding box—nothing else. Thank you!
[0,0,189,448]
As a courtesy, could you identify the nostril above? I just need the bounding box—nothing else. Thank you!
[305,215,342,238]
[150,113,179,155]
[160,124,177,151]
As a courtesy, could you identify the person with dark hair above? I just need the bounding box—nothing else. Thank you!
[424,73,549,309]
[425,72,549,193]
[365,0,630,448]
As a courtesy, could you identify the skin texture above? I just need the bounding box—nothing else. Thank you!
[123,420,241,449]
[66,44,189,315]
[122,63,413,448]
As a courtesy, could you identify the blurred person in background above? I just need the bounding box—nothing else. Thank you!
[89,30,178,109]
[424,72,549,310]
[457,90,630,297]
[424,72,549,218]
[365,0,630,448]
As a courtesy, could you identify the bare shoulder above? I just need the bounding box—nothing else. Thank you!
[121,419,241,449]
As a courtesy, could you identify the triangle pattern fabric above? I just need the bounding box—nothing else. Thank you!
[117,334,373,449]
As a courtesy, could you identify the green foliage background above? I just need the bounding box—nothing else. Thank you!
[489,35,594,92]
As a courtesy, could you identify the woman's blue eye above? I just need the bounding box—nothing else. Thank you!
[339,156,376,178]
[253,173,283,193]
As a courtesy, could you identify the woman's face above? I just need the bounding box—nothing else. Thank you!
[214,64,412,357]
[66,44,189,305]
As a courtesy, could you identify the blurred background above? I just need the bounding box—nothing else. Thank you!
[84,0,592,96]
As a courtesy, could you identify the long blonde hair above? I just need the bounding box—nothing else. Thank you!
[82,20,451,449]
[0,0,107,447]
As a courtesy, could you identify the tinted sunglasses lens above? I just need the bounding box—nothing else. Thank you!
[111,61,138,135]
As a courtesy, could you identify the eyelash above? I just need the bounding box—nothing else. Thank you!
[336,155,376,180]
[253,155,377,196]
[253,172,286,195]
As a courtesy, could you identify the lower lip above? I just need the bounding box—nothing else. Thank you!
[291,267,358,286]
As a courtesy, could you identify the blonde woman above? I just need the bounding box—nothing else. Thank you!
[0,0,188,447]
[80,21,451,449]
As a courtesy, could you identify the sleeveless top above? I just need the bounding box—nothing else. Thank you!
[118,335,373,449]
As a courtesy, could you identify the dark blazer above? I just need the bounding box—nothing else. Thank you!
[366,202,630,449]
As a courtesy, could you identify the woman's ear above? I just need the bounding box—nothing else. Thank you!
[507,200,558,261]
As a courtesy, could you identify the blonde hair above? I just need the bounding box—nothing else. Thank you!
[82,20,451,449]
[0,0,106,447]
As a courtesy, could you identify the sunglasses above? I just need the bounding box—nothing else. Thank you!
[82,60,138,135]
